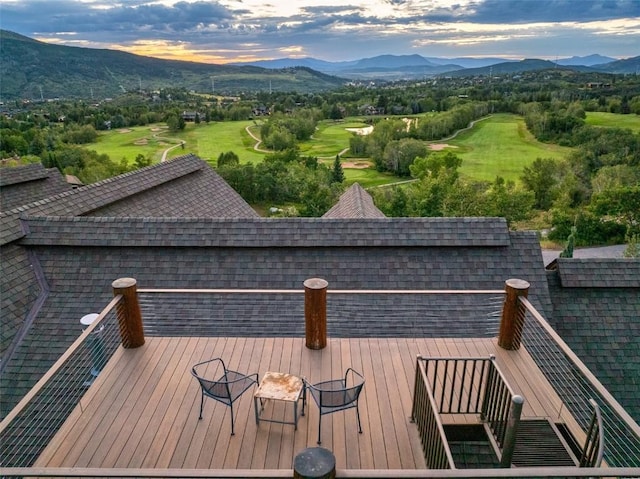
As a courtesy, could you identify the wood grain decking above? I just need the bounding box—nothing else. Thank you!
[35,336,583,470]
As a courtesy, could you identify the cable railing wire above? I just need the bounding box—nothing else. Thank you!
[519,299,640,467]
[2,288,639,473]
[0,301,123,467]
[138,291,503,339]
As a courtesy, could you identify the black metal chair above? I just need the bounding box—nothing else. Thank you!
[306,368,365,444]
[191,358,258,435]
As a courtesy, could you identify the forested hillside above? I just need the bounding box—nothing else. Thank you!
[0,30,346,100]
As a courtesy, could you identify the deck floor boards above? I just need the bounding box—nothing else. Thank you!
[36,336,581,470]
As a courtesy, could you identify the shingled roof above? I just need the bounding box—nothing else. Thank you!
[322,182,386,218]
[547,258,640,422]
[0,163,72,212]
[0,154,258,245]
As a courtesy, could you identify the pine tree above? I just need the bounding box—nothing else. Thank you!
[559,226,576,258]
[331,155,344,183]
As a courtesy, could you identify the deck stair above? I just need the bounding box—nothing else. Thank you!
[503,419,578,467]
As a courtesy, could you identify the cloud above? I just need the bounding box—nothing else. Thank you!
[467,0,640,24]
[1,0,638,62]
[2,0,240,35]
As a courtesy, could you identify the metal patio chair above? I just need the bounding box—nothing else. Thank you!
[306,367,365,444]
[191,358,258,435]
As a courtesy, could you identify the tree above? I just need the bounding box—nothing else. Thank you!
[331,155,344,183]
[410,151,462,180]
[591,186,640,234]
[134,154,152,169]
[624,232,640,258]
[559,226,576,258]
[382,138,427,177]
[217,151,240,168]
[521,158,561,210]
[166,114,180,132]
[349,135,367,156]
[329,104,343,120]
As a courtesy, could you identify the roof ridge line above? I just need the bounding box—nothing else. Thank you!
[1,154,204,218]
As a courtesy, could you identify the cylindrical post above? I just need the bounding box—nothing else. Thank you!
[498,279,530,350]
[80,313,106,376]
[500,395,524,468]
[112,277,145,348]
[293,447,336,479]
[304,278,328,350]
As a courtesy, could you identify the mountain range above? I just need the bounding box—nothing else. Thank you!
[1,29,638,101]
[233,53,639,80]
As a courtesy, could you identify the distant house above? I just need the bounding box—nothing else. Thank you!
[252,105,270,116]
[360,104,384,115]
[181,111,199,121]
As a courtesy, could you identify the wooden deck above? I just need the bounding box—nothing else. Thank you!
[35,336,583,470]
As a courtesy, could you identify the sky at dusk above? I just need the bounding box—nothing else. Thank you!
[1,0,639,64]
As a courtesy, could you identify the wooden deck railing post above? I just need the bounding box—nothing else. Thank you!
[498,279,530,350]
[500,395,524,468]
[112,277,145,348]
[304,278,328,350]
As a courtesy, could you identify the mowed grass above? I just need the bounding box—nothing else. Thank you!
[446,114,573,182]
[89,125,178,164]
[585,112,640,132]
[185,120,265,164]
[299,119,370,158]
[88,114,572,187]
[89,121,266,166]
[343,167,398,188]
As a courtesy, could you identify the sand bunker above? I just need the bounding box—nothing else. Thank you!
[341,161,372,169]
[345,125,374,135]
[428,143,458,151]
[134,139,149,145]
[118,129,133,134]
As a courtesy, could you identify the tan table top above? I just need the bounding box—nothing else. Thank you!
[254,371,303,402]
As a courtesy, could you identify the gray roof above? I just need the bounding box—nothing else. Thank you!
[0,154,258,244]
[20,216,511,247]
[547,258,640,422]
[322,183,386,218]
[0,164,72,212]
[557,258,640,287]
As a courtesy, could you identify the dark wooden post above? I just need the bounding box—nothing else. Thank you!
[498,279,530,350]
[304,278,328,350]
[500,395,524,468]
[112,277,145,348]
[293,447,336,479]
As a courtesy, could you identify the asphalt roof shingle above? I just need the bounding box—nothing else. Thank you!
[1,164,72,212]
[547,260,640,423]
[557,258,640,287]
[322,183,386,218]
[0,154,258,245]
[19,216,511,247]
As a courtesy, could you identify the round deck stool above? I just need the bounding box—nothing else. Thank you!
[293,447,336,479]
